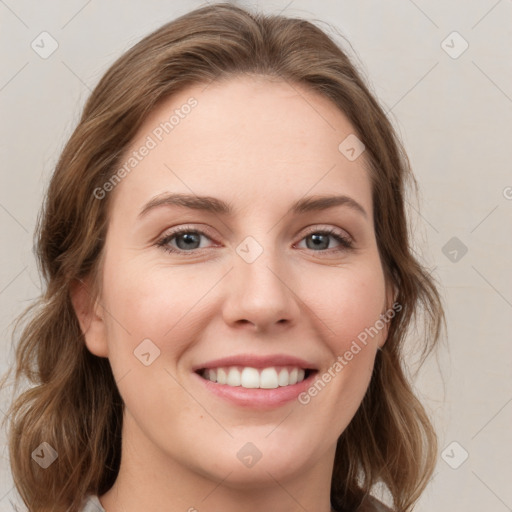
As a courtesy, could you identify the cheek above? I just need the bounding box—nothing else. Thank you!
[305,261,387,350]
[301,263,385,399]
[99,259,211,425]
[296,262,386,426]
[100,257,210,364]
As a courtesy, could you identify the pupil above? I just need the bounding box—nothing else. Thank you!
[177,233,200,250]
[308,234,328,250]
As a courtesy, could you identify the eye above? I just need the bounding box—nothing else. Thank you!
[155,225,354,255]
[295,227,353,253]
[156,226,216,255]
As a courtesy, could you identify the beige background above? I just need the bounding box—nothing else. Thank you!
[1,0,511,510]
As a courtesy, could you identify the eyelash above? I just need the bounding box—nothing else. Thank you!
[155,225,354,256]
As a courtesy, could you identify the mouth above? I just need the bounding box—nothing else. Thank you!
[196,365,316,389]
[192,354,319,408]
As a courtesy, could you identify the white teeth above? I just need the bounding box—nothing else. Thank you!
[241,367,259,388]
[217,368,227,385]
[227,367,241,386]
[201,366,308,388]
[260,368,278,389]
[278,368,289,386]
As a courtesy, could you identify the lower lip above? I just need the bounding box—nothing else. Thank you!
[193,371,317,409]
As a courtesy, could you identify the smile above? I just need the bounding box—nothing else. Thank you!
[193,354,318,408]
[198,366,311,389]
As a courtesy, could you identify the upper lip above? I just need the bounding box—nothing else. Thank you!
[192,354,318,371]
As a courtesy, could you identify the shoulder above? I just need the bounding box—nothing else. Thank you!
[356,494,395,512]
[80,495,105,512]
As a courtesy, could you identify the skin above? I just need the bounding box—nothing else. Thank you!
[72,75,393,512]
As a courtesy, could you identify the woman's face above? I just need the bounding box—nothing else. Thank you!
[79,76,392,489]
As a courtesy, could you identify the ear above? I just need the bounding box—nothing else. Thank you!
[377,281,399,349]
[70,277,109,358]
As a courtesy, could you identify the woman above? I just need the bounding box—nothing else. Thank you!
[2,3,444,511]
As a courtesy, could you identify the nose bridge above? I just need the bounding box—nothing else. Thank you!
[223,233,299,329]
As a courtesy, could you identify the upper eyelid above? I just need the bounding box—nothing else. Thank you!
[159,224,217,241]
[159,223,350,236]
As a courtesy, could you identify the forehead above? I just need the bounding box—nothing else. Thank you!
[109,75,372,220]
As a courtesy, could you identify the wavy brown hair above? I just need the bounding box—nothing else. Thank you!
[1,3,445,512]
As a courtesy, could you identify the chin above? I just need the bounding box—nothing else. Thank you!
[191,435,319,487]
[208,455,310,488]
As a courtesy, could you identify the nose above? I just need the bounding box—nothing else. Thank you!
[221,241,301,333]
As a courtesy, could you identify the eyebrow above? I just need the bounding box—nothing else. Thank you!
[138,193,368,219]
